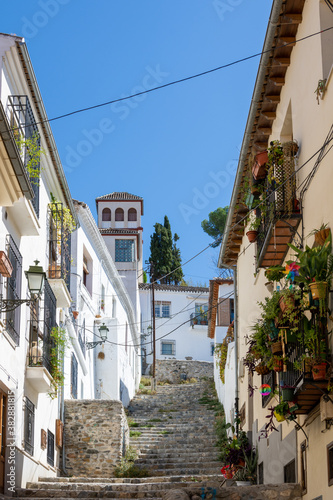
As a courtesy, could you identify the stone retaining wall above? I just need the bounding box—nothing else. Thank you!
[156,360,213,383]
[64,399,129,477]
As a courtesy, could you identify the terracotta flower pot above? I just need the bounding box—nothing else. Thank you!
[72,311,79,319]
[252,151,268,180]
[314,228,330,246]
[279,295,294,313]
[312,362,327,381]
[273,359,284,372]
[246,230,258,243]
[255,364,270,375]
[0,251,13,278]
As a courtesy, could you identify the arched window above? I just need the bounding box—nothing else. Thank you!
[128,208,137,221]
[115,208,124,221]
[102,208,111,221]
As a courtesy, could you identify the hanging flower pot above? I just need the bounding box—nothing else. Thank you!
[273,358,284,372]
[252,151,268,180]
[281,388,294,402]
[271,340,283,355]
[0,251,13,278]
[279,294,295,313]
[274,410,285,423]
[72,311,79,320]
[255,363,270,376]
[312,362,327,381]
[314,228,330,246]
[246,230,258,243]
[309,281,328,301]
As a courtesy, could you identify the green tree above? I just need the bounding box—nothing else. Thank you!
[201,206,229,247]
[149,216,183,285]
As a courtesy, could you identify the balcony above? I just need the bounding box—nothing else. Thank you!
[47,201,73,307]
[190,312,208,327]
[26,320,54,392]
[7,95,40,217]
[256,144,301,268]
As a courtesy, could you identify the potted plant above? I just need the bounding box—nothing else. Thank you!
[308,223,331,247]
[264,265,285,283]
[246,211,261,243]
[252,150,268,180]
[280,382,295,402]
[233,446,257,485]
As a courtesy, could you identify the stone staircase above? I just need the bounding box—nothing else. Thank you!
[16,379,223,499]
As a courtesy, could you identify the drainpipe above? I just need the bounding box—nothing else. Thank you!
[59,321,68,476]
[234,268,239,437]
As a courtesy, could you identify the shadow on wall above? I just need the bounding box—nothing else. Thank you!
[120,379,130,407]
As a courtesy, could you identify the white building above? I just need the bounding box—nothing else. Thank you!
[67,200,141,406]
[140,283,216,374]
[0,33,77,491]
[207,278,235,425]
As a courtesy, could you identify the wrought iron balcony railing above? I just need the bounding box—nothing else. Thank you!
[7,95,40,217]
[28,319,55,375]
[48,202,72,291]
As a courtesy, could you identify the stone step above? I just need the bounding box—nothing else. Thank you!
[37,474,221,485]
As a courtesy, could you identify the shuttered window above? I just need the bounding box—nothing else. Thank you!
[71,353,78,399]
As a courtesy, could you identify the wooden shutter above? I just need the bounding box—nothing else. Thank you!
[217,298,231,326]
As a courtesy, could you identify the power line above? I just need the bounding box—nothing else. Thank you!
[13,27,333,131]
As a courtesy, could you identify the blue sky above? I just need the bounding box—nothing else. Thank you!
[2,0,272,285]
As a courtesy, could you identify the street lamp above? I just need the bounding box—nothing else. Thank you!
[86,322,109,350]
[0,260,46,313]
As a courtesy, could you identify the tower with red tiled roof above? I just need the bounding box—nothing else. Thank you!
[96,192,144,316]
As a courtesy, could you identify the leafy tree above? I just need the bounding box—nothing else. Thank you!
[201,206,229,247]
[149,216,184,285]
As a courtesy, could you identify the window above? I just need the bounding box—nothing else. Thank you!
[258,462,264,484]
[24,397,35,456]
[284,459,296,483]
[262,371,275,408]
[161,341,175,355]
[230,299,235,323]
[47,430,54,466]
[210,343,215,356]
[83,256,89,287]
[128,208,137,221]
[48,202,72,290]
[71,353,78,399]
[217,298,233,327]
[327,441,333,486]
[115,240,134,262]
[155,301,171,318]
[78,318,86,358]
[195,303,208,324]
[300,441,307,492]
[43,280,57,374]
[115,208,124,221]
[6,235,22,345]
[82,251,93,295]
[102,208,111,221]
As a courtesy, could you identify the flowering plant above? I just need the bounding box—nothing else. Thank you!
[221,465,234,479]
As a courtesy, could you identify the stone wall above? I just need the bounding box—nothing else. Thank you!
[156,360,213,383]
[64,399,129,477]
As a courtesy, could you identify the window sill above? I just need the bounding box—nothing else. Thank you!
[0,324,18,349]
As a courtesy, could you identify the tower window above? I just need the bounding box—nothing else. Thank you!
[115,240,135,262]
[102,208,111,221]
[128,208,137,221]
[115,208,124,221]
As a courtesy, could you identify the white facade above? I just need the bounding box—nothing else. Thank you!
[0,34,76,491]
[140,284,215,374]
[67,200,141,407]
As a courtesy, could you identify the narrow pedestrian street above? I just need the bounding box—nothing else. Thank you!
[15,380,222,499]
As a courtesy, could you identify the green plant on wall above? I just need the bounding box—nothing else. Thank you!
[48,326,69,399]
[50,193,76,234]
[214,322,234,383]
[14,132,45,184]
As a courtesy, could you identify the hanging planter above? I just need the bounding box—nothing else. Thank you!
[271,340,283,355]
[246,230,258,243]
[273,358,284,372]
[279,294,295,313]
[274,411,285,422]
[0,251,13,278]
[314,227,330,246]
[312,362,327,381]
[281,388,295,402]
[72,311,79,320]
[255,363,270,376]
[309,281,328,301]
[252,151,268,180]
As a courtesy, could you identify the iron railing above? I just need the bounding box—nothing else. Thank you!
[48,202,72,291]
[5,235,22,345]
[190,312,208,326]
[7,95,40,216]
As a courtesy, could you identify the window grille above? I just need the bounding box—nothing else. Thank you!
[7,95,40,216]
[161,341,175,356]
[43,280,57,374]
[47,430,54,466]
[71,353,78,399]
[115,240,134,262]
[24,397,35,456]
[5,235,22,345]
[195,303,208,325]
